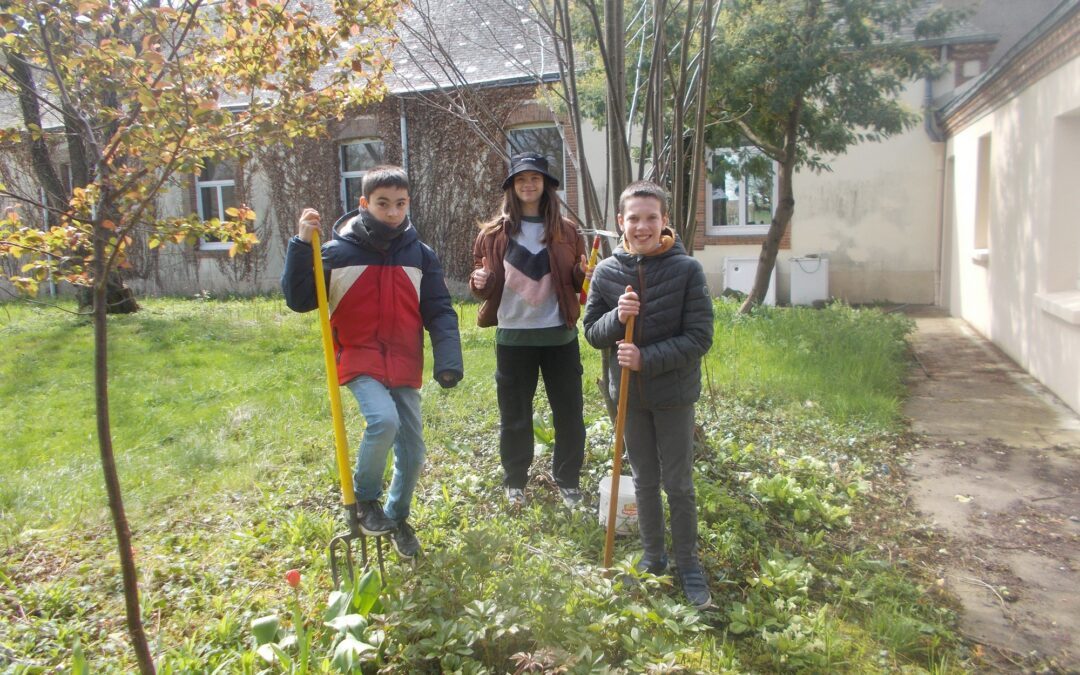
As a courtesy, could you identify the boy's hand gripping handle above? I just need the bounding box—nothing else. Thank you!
[311,231,357,509]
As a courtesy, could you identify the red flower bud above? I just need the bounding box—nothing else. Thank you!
[285,568,301,588]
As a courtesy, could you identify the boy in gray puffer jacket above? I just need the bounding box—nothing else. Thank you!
[583,180,714,610]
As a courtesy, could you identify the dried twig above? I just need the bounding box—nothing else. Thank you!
[956,574,1008,611]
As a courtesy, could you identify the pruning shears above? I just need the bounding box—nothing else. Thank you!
[310,230,385,588]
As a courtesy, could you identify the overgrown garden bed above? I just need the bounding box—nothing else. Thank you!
[1,297,974,672]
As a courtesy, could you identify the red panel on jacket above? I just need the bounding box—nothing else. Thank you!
[331,264,423,388]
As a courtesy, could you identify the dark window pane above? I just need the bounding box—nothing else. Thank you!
[220,185,236,215]
[199,161,234,182]
[746,171,772,225]
[342,141,384,173]
[344,176,363,210]
[200,186,218,220]
[507,127,563,186]
[711,192,728,226]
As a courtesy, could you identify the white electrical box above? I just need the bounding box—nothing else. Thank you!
[724,257,776,305]
[790,255,829,306]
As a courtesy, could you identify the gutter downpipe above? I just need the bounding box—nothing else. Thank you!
[399,98,409,175]
[924,53,947,309]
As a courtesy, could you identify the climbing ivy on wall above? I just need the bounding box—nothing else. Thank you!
[402,88,532,283]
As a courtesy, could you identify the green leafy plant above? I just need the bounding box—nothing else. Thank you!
[250,567,384,673]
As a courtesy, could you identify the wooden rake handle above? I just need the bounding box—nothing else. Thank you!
[603,314,635,569]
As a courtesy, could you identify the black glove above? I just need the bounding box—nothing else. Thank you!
[436,370,461,389]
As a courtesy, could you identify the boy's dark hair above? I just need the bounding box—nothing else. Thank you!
[362,165,410,199]
[618,180,668,216]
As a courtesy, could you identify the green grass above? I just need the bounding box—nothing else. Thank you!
[0,296,975,673]
[705,301,913,427]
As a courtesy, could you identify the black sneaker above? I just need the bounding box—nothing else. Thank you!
[678,565,713,610]
[390,520,421,559]
[355,500,396,536]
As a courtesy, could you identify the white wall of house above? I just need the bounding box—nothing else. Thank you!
[944,54,1080,414]
[576,119,612,228]
[137,168,284,297]
[793,84,944,305]
[697,82,944,305]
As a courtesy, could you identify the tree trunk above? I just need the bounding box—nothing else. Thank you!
[6,50,66,216]
[739,100,801,313]
[738,159,793,313]
[680,0,715,250]
[92,222,155,674]
[604,0,631,199]
[554,0,604,230]
[667,0,694,230]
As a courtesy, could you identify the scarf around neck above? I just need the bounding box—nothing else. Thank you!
[349,208,408,251]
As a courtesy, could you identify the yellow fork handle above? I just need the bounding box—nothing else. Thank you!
[311,231,356,507]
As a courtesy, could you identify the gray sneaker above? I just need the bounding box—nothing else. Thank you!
[506,486,526,508]
[390,520,421,559]
[559,486,583,508]
[355,500,396,536]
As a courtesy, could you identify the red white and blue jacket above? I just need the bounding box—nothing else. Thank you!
[281,210,463,390]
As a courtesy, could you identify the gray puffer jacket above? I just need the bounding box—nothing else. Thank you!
[583,232,713,409]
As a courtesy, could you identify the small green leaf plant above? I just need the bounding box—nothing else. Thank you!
[250,567,384,673]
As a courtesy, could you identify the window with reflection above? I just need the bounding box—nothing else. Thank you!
[707,149,776,235]
[196,161,236,250]
[340,139,384,212]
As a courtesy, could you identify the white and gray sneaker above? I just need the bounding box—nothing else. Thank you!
[558,487,584,509]
[390,520,421,559]
[506,486,526,508]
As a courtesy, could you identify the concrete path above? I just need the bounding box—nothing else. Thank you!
[903,307,1080,671]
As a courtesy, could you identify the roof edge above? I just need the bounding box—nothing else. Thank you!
[940,0,1080,126]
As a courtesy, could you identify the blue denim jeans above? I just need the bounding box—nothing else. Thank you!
[345,376,425,523]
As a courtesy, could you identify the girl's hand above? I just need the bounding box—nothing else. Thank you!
[581,254,593,280]
[471,256,492,289]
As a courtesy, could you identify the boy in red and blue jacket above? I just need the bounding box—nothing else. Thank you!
[282,166,462,559]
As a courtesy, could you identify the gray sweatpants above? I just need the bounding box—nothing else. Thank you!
[624,404,700,570]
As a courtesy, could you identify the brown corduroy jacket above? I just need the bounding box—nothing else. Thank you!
[469,218,586,328]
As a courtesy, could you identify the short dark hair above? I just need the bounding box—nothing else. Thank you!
[618,180,668,216]
[362,165,410,199]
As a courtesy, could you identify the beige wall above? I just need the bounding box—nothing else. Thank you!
[698,83,943,305]
[944,55,1080,414]
[135,168,284,297]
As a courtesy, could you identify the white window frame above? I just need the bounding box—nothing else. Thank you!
[195,162,236,252]
[505,123,566,200]
[340,138,384,213]
[705,148,778,236]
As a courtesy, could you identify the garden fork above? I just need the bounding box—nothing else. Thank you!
[310,230,386,588]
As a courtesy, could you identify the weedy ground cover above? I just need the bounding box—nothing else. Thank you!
[0,297,971,672]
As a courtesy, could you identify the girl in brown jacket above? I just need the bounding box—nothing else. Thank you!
[469,152,588,509]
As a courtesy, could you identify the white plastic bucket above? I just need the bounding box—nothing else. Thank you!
[598,474,638,535]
